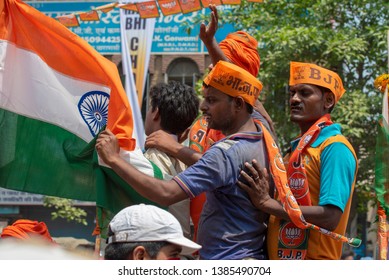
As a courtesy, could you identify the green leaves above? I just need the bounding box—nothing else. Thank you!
[44,196,88,226]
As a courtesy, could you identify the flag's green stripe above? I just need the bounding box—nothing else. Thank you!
[149,159,164,181]
[95,152,166,236]
[0,108,96,201]
[95,154,165,214]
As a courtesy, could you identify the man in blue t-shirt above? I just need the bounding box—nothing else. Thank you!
[96,61,275,259]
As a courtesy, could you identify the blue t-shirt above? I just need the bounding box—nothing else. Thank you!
[290,124,356,211]
[174,127,271,260]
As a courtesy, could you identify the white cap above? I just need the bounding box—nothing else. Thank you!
[107,204,201,255]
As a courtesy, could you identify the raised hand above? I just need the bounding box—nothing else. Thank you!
[145,130,182,155]
[199,4,219,47]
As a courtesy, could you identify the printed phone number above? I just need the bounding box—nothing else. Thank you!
[211,266,271,276]
[83,36,120,43]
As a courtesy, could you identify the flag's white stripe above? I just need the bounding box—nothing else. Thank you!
[0,40,110,142]
[98,147,158,178]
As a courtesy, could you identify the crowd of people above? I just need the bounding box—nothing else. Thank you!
[0,5,359,260]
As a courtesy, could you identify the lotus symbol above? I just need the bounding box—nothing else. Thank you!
[286,227,301,243]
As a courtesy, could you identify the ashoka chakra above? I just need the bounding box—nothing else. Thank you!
[78,91,110,137]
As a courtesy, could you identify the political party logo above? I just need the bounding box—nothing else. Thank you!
[274,152,286,172]
[289,171,307,192]
[78,91,109,137]
[279,221,307,248]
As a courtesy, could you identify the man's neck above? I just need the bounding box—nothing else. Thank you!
[223,117,257,136]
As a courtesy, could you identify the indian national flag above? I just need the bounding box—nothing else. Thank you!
[0,0,163,232]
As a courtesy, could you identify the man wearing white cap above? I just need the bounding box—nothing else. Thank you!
[104,204,201,260]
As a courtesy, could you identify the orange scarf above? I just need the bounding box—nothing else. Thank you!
[287,114,333,206]
[258,120,361,259]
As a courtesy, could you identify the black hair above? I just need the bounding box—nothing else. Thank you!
[317,85,335,113]
[149,81,199,135]
[104,241,170,260]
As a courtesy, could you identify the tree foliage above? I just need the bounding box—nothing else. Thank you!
[43,196,88,226]
[218,0,388,213]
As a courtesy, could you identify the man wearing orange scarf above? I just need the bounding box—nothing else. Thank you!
[96,61,275,259]
[1,219,54,243]
[239,62,358,259]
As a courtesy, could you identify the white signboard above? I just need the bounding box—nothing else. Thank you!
[0,188,95,206]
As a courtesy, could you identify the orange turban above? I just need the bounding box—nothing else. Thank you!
[204,61,263,106]
[289,61,346,103]
[1,219,54,242]
[219,31,260,77]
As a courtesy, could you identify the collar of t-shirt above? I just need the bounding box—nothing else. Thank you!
[290,123,342,151]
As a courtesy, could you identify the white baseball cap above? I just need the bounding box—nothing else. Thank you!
[107,204,201,255]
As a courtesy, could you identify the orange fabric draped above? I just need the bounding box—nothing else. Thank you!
[219,31,260,77]
[1,219,54,243]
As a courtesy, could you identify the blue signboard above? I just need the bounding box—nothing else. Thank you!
[26,1,234,54]
[151,6,234,53]
[27,1,121,54]
[152,11,202,53]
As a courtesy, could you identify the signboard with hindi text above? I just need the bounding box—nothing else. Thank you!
[27,1,121,54]
[26,1,234,54]
[0,188,95,206]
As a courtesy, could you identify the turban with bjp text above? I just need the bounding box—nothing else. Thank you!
[203,61,263,107]
[219,31,260,77]
[289,61,346,103]
[1,219,54,242]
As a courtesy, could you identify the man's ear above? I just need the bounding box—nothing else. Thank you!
[152,107,160,121]
[324,92,335,110]
[233,96,245,111]
[132,246,147,260]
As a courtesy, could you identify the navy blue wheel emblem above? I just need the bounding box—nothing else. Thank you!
[78,91,110,137]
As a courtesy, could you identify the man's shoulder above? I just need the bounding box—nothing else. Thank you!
[146,147,187,173]
[212,139,238,151]
[320,135,356,157]
[312,123,343,147]
[144,147,169,160]
[209,133,261,153]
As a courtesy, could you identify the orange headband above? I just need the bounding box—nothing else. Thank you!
[289,61,346,102]
[203,61,262,107]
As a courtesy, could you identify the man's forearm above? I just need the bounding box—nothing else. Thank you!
[107,156,181,206]
[260,200,341,231]
[169,145,202,166]
[205,38,229,66]
[260,199,290,220]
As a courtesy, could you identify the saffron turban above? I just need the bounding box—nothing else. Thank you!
[219,31,260,77]
[289,61,346,103]
[203,61,263,107]
[1,219,54,242]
